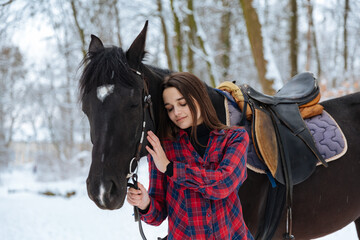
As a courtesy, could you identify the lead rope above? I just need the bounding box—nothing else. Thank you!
[127,102,148,240]
[130,173,148,240]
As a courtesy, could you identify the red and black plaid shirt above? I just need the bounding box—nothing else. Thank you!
[141,127,253,240]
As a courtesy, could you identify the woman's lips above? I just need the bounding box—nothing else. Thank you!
[176,116,186,122]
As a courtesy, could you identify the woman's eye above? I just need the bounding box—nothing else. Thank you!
[179,102,187,107]
[166,108,173,112]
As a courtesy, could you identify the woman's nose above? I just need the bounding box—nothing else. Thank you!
[173,106,181,116]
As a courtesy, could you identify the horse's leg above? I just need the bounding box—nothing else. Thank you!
[239,170,270,234]
[355,218,360,239]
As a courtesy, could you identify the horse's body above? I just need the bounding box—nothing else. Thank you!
[239,92,360,239]
[80,22,360,239]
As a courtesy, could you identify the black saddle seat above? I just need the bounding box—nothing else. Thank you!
[243,72,318,106]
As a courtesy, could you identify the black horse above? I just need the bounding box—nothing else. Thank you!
[79,22,360,239]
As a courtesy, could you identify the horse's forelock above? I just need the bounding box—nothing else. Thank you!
[79,46,140,101]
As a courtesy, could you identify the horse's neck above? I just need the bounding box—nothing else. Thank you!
[145,66,169,131]
[206,85,227,125]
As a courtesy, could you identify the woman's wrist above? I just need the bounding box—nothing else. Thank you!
[139,198,151,211]
[159,158,170,173]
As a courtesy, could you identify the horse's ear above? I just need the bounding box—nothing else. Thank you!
[89,34,104,53]
[126,21,148,65]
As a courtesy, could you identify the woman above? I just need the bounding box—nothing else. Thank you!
[127,72,253,240]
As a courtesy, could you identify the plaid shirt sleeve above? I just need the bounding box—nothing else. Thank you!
[140,154,168,226]
[172,128,249,200]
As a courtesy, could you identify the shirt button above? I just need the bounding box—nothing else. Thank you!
[207,213,211,217]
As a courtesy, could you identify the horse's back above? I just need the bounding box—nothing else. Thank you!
[276,92,360,239]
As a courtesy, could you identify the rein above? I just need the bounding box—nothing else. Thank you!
[126,67,155,240]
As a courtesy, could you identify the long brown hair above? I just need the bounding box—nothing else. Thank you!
[158,72,227,142]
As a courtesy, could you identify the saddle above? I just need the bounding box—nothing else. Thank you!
[218,72,328,185]
[217,72,330,239]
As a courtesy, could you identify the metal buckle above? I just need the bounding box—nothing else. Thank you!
[126,157,137,179]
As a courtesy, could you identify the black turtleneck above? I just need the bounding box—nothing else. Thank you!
[165,123,211,178]
[184,123,211,158]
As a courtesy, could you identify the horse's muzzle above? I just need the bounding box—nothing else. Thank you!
[86,176,127,210]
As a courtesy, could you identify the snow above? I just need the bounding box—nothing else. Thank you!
[0,161,168,240]
[0,162,357,240]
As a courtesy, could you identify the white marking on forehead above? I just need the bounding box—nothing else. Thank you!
[98,183,106,207]
[97,84,115,102]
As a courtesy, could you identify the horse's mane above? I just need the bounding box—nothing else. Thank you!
[145,64,172,77]
[79,46,140,101]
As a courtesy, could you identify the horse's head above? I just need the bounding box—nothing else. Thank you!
[79,22,162,210]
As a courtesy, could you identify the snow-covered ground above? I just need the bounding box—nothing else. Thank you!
[0,162,357,240]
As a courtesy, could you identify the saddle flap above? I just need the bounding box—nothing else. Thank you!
[251,102,324,185]
[253,108,278,176]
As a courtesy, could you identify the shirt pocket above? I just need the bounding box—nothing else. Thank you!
[204,151,222,170]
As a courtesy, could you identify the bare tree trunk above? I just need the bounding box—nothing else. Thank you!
[305,0,312,71]
[343,0,349,72]
[305,0,321,78]
[186,0,216,87]
[309,0,321,78]
[290,0,298,77]
[0,46,26,168]
[112,0,123,47]
[239,0,275,95]
[186,0,195,72]
[157,0,173,70]
[219,0,231,80]
[170,0,183,71]
[70,0,87,57]
[0,96,6,166]
[196,34,216,87]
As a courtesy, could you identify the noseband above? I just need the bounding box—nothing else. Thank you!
[126,67,156,240]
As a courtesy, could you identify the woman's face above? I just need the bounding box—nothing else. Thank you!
[163,87,203,129]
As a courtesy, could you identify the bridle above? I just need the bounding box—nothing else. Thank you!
[126,67,156,179]
[126,67,156,240]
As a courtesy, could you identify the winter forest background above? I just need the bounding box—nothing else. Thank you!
[0,0,359,239]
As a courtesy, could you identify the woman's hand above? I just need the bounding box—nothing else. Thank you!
[145,131,170,173]
[127,182,150,210]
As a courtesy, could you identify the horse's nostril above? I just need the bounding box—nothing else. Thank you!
[110,180,118,196]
